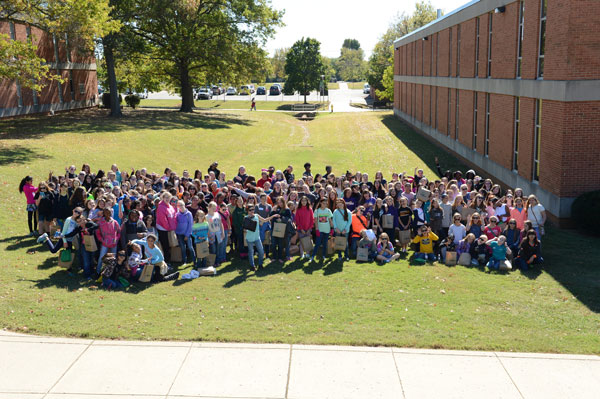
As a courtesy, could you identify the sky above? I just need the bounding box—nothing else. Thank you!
[266,0,469,58]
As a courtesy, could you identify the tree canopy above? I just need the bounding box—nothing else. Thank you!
[284,37,325,104]
[0,0,119,89]
[342,38,360,50]
[368,0,439,101]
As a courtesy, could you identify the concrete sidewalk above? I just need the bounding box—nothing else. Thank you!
[1,329,598,399]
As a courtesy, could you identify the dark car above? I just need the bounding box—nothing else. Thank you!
[269,85,281,95]
[256,86,266,95]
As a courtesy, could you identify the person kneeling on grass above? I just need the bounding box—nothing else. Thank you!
[412,225,439,262]
[485,235,512,271]
[514,229,543,271]
[376,233,400,264]
[100,252,125,290]
[131,234,179,282]
[244,204,280,271]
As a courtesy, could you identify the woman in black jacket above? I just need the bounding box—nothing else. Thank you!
[514,229,543,271]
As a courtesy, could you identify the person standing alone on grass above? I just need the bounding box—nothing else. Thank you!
[250,98,256,111]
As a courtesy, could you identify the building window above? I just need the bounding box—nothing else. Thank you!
[457,24,461,77]
[16,80,23,107]
[449,28,452,76]
[430,34,434,76]
[429,85,433,125]
[537,0,547,78]
[79,83,85,95]
[436,33,439,76]
[513,97,520,171]
[517,1,524,78]
[447,88,451,136]
[473,92,478,150]
[487,13,493,78]
[421,39,424,76]
[421,85,424,121]
[69,70,75,101]
[455,90,459,141]
[65,33,71,63]
[435,86,438,129]
[475,17,480,77]
[57,81,64,103]
[533,99,542,180]
[485,93,490,156]
[9,22,16,39]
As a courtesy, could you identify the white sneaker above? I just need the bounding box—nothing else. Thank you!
[36,233,48,244]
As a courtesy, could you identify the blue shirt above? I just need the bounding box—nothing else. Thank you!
[132,239,164,264]
[245,215,260,242]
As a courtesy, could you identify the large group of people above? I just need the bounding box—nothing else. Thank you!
[18,158,546,289]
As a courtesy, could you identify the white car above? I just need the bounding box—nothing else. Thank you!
[363,83,370,94]
[226,87,237,95]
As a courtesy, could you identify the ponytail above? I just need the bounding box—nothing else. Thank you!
[18,176,32,193]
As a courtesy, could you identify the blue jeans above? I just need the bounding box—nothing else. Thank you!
[247,239,264,268]
[415,252,436,261]
[217,236,227,264]
[312,232,329,258]
[350,237,360,258]
[514,256,543,271]
[80,248,94,278]
[177,234,196,264]
[487,259,501,270]
[102,277,122,289]
[259,222,270,243]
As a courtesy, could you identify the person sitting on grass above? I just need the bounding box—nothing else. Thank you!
[514,229,543,271]
[100,252,123,290]
[357,229,377,262]
[456,233,476,266]
[470,235,491,267]
[131,234,179,282]
[412,225,439,263]
[376,233,400,264]
[485,235,512,271]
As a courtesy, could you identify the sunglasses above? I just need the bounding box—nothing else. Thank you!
[509,222,516,225]
[472,217,480,219]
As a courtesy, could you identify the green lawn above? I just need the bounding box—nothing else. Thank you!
[347,82,367,90]
[327,82,339,90]
[138,99,327,111]
[0,108,599,353]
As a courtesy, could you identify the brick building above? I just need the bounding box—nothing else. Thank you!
[393,0,600,221]
[0,21,98,118]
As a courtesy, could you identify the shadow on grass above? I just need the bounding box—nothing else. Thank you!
[0,108,253,140]
[380,114,469,178]
[0,145,51,166]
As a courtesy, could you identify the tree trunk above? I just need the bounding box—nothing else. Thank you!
[103,35,122,117]
[179,63,195,112]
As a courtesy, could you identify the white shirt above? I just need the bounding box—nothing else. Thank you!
[527,204,545,227]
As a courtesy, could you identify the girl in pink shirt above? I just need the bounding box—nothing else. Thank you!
[19,176,38,236]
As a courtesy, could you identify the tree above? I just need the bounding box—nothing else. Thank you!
[342,38,360,50]
[368,0,439,99]
[129,0,283,112]
[284,37,324,104]
[0,0,119,89]
[270,47,289,82]
[337,47,366,82]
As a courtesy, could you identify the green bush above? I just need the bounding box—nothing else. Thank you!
[125,94,141,109]
[101,93,123,108]
[571,190,600,235]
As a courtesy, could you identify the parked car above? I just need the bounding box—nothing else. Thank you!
[211,85,223,95]
[239,85,251,95]
[269,84,281,95]
[197,87,212,100]
[256,86,266,95]
[363,83,371,94]
[226,87,237,95]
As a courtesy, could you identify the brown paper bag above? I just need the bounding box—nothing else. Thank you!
[499,260,512,271]
[357,247,369,261]
[458,252,472,266]
[206,253,217,266]
[327,236,335,255]
[170,246,182,262]
[272,222,286,238]
[243,231,248,247]
[195,240,209,258]
[398,229,412,245]
[334,236,347,251]
[83,234,98,252]
[416,187,431,202]
[168,230,179,247]
[460,207,476,222]
[300,236,314,252]
[72,235,80,251]
[57,250,74,268]
[139,263,154,282]
[382,214,394,229]
[445,251,457,266]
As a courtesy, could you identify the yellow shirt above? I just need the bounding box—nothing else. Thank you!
[412,232,439,254]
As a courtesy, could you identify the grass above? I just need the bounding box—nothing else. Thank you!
[0,108,599,353]
[327,82,339,90]
[347,82,367,90]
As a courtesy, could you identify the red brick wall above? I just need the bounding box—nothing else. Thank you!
[520,0,540,79]
[460,19,476,78]
[488,94,515,171]
[458,90,473,147]
[437,29,450,77]
[476,92,486,153]
[478,14,489,78]
[517,97,536,180]
[491,3,518,79]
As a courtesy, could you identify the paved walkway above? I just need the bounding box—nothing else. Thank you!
[1,329,598,399]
